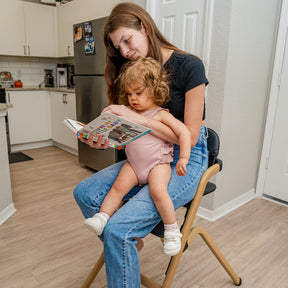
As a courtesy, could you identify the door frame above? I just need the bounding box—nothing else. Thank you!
[256,0,288,198]
[146,0,215,76]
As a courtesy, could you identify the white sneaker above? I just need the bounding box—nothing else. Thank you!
[163,228,182,256]
[84,213,108,235]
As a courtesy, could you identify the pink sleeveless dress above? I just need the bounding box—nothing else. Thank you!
[125,107,174,185]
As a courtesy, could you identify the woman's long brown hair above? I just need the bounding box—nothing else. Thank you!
[103,2,180,104]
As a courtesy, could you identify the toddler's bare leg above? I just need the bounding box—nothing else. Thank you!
[100,161,138,216]
[149,164,182,256]
[148,164,175,224]
[84,162,138,235]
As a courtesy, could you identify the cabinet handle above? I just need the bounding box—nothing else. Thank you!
[24,45,26,56]
[7,93,10,103]
[67,45,70,56]
[63,93,67,104]
[28,45,31,56]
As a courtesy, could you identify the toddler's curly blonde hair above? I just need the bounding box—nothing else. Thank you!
[118,57,170,106]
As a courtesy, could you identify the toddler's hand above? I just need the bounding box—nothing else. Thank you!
[176,158,188,176]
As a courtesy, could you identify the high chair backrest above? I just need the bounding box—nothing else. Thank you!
[206,128,220,167]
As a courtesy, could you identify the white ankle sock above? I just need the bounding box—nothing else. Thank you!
[99,211,110,221]
[164,222,179,232]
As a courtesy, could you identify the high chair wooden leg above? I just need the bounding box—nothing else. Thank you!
[140,237,186,288]
[81,250,105,288]
[187,226,241,286]
[162,248,185,288]
[141,273,162,288]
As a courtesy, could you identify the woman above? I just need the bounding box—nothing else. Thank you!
[74,2,208,287]
[83,58,192,257]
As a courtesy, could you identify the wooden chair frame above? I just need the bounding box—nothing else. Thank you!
[81,130,242,288]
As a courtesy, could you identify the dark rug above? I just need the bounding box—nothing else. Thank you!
[9,152,33,164]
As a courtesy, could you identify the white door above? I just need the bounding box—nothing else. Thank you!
[148,0,209,58]
[263,26,288,202]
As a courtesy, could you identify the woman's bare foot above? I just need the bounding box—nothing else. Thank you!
[135,238,144,252]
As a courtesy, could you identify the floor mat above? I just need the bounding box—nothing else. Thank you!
[9,152,33,164]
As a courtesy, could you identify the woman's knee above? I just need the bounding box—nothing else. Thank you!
[73,180,85,203]
[103,220,122,242]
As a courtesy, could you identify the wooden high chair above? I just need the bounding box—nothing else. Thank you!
[81,128,242,288]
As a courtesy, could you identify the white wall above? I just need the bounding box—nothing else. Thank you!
[203,0,281,212]
[0,56,58,87]
[0,112,16,225]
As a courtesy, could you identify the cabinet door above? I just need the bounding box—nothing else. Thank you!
[8,91,51,145]
[50,92,77,150]
[23,2,57,57]
[0,1,26,56]
[57,4,74,57]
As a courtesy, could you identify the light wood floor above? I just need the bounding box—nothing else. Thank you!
[1,146,287,288]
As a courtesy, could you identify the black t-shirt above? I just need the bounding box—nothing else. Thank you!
[164,51,209,122]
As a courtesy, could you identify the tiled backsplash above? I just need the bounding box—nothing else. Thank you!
[0,56,73,87]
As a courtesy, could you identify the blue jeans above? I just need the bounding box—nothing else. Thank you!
[74,126,208,288]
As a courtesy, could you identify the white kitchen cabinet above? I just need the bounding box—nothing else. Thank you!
[57,4,74,57]
[0,1,26,56]
[50,91,78,151]
[56,0,126,57]
[0,1,57,57]
[7,91,51,145]
[24,2,57,57]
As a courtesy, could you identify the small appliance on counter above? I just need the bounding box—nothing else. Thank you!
[0,71,14,88]
[57,64,68,87]
[67,64,75,88]
[44,69,54,87]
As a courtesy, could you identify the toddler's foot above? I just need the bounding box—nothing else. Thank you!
[84,213,108,235]
[163,228,182,256]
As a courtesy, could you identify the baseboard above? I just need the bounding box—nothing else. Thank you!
[10,140,78,156]
[53,141,78,156]
[11,140,53,152]
[0,203,17,226]
[197,189,256,222]
[263,194,288,207]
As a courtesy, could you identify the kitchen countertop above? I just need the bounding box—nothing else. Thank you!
[5,87,75,93]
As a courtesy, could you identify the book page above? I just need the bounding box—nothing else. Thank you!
[64,118,85,133]
[78,112,151,149]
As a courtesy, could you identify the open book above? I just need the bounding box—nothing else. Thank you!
[64,112,151,149]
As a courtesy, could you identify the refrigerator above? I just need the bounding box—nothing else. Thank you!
[73,17,126,171]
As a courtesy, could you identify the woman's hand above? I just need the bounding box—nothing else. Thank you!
[77,134,109,150]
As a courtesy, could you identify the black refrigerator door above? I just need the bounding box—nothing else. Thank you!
[75,75,108,123]
[73,17,107,75]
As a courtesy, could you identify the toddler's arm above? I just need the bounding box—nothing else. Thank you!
[154,110,191,176]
